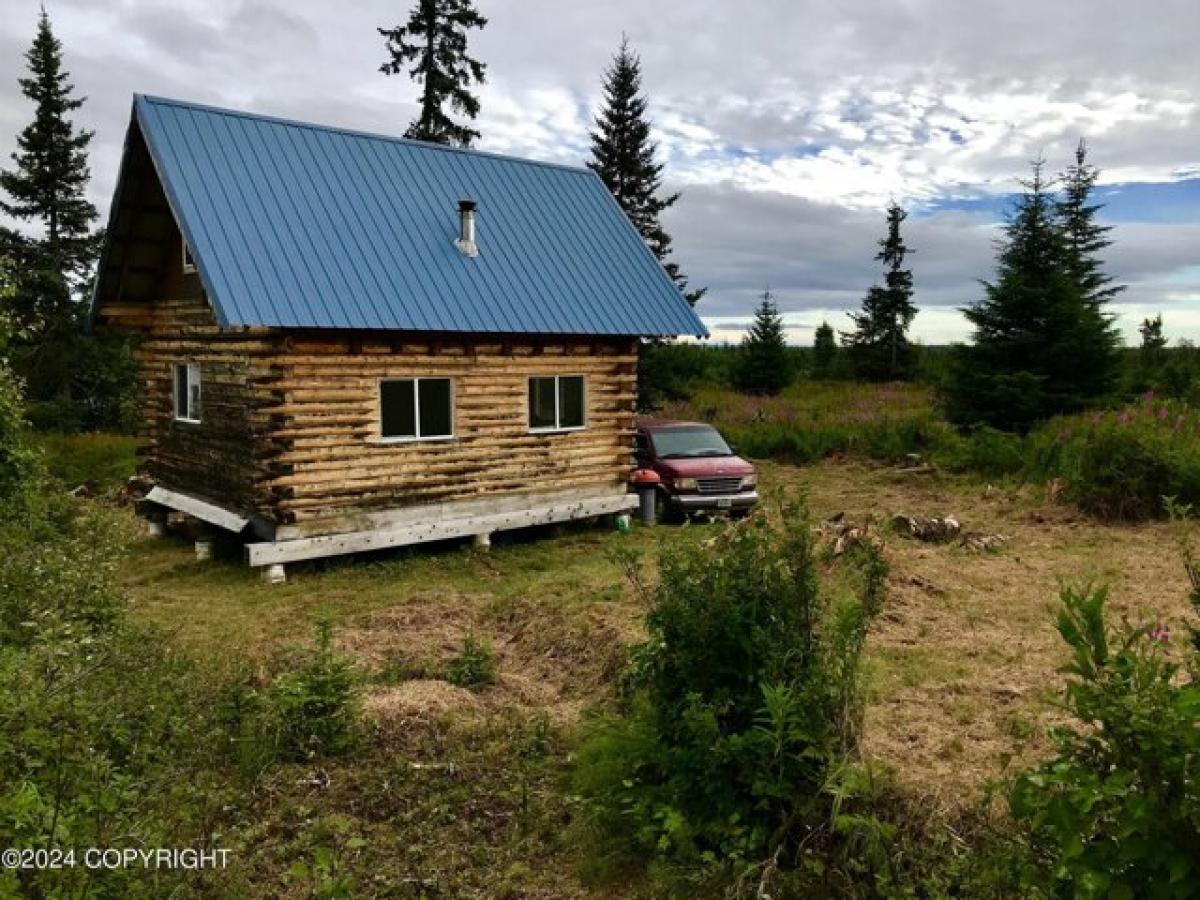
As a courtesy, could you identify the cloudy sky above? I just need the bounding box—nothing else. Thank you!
[1,0,1197,344]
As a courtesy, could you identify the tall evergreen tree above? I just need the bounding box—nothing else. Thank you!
[1057,139,1124,310]
[1137,313,1168,384]
[734,291,791,395]
[812,321,837,379]
[588,38,703,306]
[943,159,1120,431]
[1140,314,1167,356]
[0,8,98,332]
[842,203,917,380]
[379,0,487,147]
[0,9,136,433]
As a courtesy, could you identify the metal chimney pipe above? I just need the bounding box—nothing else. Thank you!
[456,199,478,256]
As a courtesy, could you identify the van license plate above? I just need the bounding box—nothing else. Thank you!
[716,498,732,509]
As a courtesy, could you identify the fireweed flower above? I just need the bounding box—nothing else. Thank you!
[1146,620,1170,645]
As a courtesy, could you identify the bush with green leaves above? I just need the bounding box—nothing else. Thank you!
[270,618,361,760]
[0,357,41,504]
[571,500,887,890]
[0,368,237,896]
[1008,583,1200,897]
[1025,394,1200,519]
[940,424,1026,478]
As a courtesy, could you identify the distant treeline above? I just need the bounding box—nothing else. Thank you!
[640,340,1200,411]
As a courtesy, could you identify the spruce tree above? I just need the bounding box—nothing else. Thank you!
[1058,139,1124,310]
[734,291,791,395]
[812,321,837,379]
[1140,314,1167,357]
[843,203,917,380]
[589,37,704,306]
[379,0,487,147]
[0,8,98,331]
[943,159,1119,431]
[1137,313,1168,385]
[0,10,132,432]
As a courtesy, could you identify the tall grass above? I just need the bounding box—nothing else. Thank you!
[669,382,1200,520]
[665,381,950,464]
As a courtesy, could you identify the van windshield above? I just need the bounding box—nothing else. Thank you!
[650,426,732,459]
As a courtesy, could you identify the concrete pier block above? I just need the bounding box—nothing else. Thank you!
[261,563,287,584]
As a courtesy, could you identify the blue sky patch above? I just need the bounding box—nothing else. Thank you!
[917,177,1200,224]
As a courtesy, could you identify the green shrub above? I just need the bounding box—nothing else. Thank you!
[270,618,361,760]
[1008,584,1200,897]
[445,633,498,688]
[1026,395,1200,519]
[941,425,1026,477]
[0,398,236,896]
[571,500,888,888]
[38,431,139,490]
[0,360,41,503]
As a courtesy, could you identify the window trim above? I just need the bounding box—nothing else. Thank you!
[527,374,588,434]
[173,362,202,424]
[182,241,197,275]
[378,376,456,443]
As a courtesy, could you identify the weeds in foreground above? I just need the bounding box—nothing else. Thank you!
[570,498,893,894]
[1007,582,1200,897]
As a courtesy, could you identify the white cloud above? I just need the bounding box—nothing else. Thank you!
[0,0,1197,341]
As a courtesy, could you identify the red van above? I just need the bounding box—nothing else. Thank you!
[634,419,759,517]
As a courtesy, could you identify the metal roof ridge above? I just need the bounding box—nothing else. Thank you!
[133,93,596,178]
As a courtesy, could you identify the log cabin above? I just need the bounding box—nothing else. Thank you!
[90,95,707,581]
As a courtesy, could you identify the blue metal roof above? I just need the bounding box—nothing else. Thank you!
[123,95,707,338]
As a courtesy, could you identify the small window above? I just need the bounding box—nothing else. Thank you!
[182,241,197,274]
[380,377,454,441]
[174,363,201,422]
[528,375,586,432]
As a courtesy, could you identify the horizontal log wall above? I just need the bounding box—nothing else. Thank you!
[97,291,639,538]
[96,291,277,515]
[262,336,639,535]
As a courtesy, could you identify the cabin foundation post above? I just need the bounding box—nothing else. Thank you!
[261,563,287,585]
[144,511,167,537]
[194,533,215,561]
[473,532,492,551]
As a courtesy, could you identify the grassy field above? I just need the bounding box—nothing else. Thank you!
[118,456,1193,896]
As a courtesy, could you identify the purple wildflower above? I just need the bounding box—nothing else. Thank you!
[1146,620,1170,645]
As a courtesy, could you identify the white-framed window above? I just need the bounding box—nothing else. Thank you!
[182,241,197,274]
[380,377,455,442]
[173,363,202,423]
[528,375,586,432]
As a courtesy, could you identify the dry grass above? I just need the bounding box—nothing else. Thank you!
[124,461,1192,806]
[118,460,1192,895]
[774,458,1192,814]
